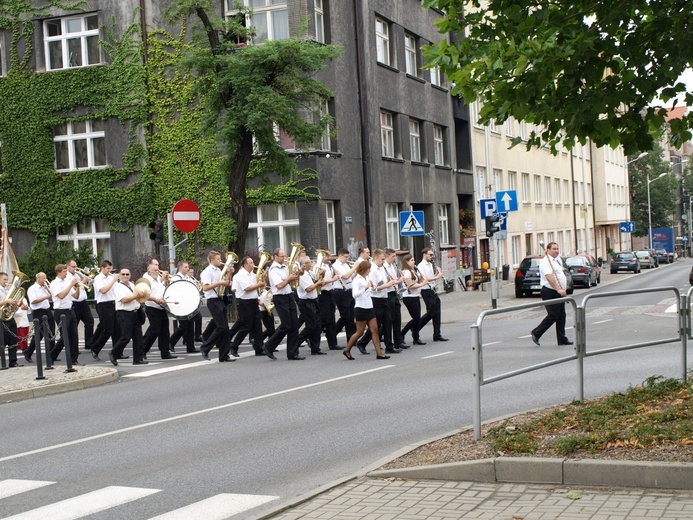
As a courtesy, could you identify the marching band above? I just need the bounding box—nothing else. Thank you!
[2,246,447,367]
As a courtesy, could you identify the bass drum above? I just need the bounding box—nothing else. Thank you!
[163,280,201,319]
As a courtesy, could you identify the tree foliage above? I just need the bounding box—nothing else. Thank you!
[165,0,342,254]
[628,142,679,236]
[423,0,693,155]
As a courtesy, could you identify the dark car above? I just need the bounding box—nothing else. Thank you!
[610,252,641,274]
[514,256,574,298]
[656,249,670,264]
[565,255,599,287]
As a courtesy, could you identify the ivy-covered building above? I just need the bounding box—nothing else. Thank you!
[0,0,472,274]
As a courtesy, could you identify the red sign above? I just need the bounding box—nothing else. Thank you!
[171,199,201,233]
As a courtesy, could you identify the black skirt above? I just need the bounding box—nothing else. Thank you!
[354,306,375,322]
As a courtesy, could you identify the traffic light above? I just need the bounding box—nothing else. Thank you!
[149,220,164,245]
[485,214,502,237]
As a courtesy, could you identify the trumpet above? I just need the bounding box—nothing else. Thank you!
[189,276,203,293]
[158,270,172,283]
[216,252,239,297]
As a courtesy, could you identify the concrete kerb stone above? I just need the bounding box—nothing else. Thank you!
[0,366,118,403]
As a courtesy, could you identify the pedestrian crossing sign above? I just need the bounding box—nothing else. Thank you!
[400,211,425,236]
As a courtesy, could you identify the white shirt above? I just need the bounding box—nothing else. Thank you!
[369,265,388,299]
[14,298,30,327]
[201,264,222,299]
[383,261,398,293]
[332,259,353,289]
[268,262,292,295]
[539,254,567,291]
[417,259,435,289]
[66,271,87,302]
[320,264,334,291]
[93,273,116,304]
[28,282,51,310]
[114,281,140,312]
[232,268,259,300]
[351,274,373,309]
[51,277,76,309]
[144,272,165,309]
[297,271,318,300]
[402,269,421,298]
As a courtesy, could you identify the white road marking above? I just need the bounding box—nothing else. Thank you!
[593,319,614,324]
[0,366,394,463]
[148,493,278,520]
[421,352,453,359]
[665,304,678,313]
[0,479,54,499]
[481,341,501,346]
[1,486,160,520]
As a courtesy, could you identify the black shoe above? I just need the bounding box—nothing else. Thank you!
[118,355,130,360]
[161,354,178,360]
[133,360,149,365]
[169,346,176,352]
[255,351,266,356]
[201,349,210,360]
[91,350,100,361]
[433,337,449,342]
[196,336,205,342]
[230,349,239,358]
[385,348,401,354]
[560,340,574,345]
[288,356,306,360]
[263,347,277,360]
[376,355,390,360]
[329,345,344,350]
[343,350,354,360]
[187,348,200,353]
[109,352,118,366]
[219,357,236,362]
[413,340,427,345]
[357,345,369,355]
[311,351,327,355]
[395,344,410,349]
[23,352,33,363]
[531,334,540,346]
[9,362,21,368]
[143,354,147,361]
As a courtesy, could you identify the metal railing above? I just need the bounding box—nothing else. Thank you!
[471,286,690,440]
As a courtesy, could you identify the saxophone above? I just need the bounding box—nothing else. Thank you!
[287,242,304,290]
[215,252,239,297]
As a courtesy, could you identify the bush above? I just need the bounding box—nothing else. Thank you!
[17,242,100,279]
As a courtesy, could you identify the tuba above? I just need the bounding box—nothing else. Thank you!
[313,249,330,295]
[287,242,304,290]
[1,270,30,321]
[256,251,272,296]
[216,252,239,297]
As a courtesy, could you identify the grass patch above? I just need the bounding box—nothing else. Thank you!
[487,375,693,457]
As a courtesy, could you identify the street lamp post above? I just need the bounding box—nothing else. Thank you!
[647,172,668,249]
[624,153,648,251]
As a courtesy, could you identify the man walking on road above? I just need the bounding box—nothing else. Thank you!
[530,242,573,347]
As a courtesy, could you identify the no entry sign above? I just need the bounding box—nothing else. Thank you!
[171,199,201,233]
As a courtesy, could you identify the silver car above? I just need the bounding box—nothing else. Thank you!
[636,250,655,269]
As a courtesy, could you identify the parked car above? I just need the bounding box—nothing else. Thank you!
[646,249,659,267]
[635,250,656,269]
[689,265,693,285]
[656,249,670,264]
[565,255,599,287]
[578,254,601,283]
[514,256,574,298]
[610,252,641,274]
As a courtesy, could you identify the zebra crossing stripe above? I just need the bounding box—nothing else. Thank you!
[2,485,160,520]
[0,480,55,499]
[148,493,279,519]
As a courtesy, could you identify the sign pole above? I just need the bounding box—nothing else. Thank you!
[489,239,497,309]
[167,212,176,274]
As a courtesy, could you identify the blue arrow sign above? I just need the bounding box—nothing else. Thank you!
[496,190,518,212]
[619,221,635,233]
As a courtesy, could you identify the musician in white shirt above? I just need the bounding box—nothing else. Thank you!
[229,256,266,358]
[109,268,147,365]
[66,260,94,351]
[317,255,342,350]
[417,248,448,342]
[25,272,55,363]
[169,261,200,354]
[331,248,357,344]
[50,264,82,364]
[200,250,233,361]
[264,248,301,360]
[384,248,406,349]
[142,258,176,360]
[90,260,120,360]
[296,256,325,355]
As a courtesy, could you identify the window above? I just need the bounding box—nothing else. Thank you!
[477,167,487,199]
[380,110,394,157]
[430,65,442,86]
[44,14,100,71]
[493,168,502,192]
[563,180,569,205]
[505,118,513,137]
[385,203,400,249]
[472,101,483,129]
[586,183,591,205]
[521,173,530,203]
[54,120,106,172]
[544,176,551,204]
[375,17,390,65]
[246,204,300,251]
[0,41,4,76]
[438,204,450,246]
[554,179,561,204]
[57,219,110,259]
[433,125,445,165]
[511,235,521,266]
[316,100,332,151]
[533,175,541,203]
[518,120,526,141]
[508,171,517,192]
[404,33,417,76]
[325,201,336,252]
[314,0,325,43]
[242,0,289,44]
[409,119,421,162]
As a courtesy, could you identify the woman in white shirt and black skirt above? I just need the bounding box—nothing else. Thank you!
[343,261,390,360]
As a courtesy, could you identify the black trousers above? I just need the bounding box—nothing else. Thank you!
[401,297,422,342]
[194,313,202,337]
[387,292,404,346]
[112,309,144,362]
[231,298,264,353]
[202,298,229,360]
[261,311,275,340]
[265,293,299,358]
[357,298,389,348]
[143,307,171,356]
[91,301,120,355]
[170,317,195,352]
[333,289,356,339]
[531,286,568,343]
[298,298,322,353]
[71,299,94,350]
[318,290,338,347]
[2,319,18,364]
[52,308,79,363]
[419,289,442,339]
[26,308,55,357]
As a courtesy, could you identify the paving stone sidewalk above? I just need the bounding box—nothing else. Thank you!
[269,476,693,520]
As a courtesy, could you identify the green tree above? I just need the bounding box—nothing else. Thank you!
[165,1,342,254]
[629,142,679,237]
[422,0,693,155]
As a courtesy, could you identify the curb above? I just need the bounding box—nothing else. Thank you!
[0,367,119,403]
